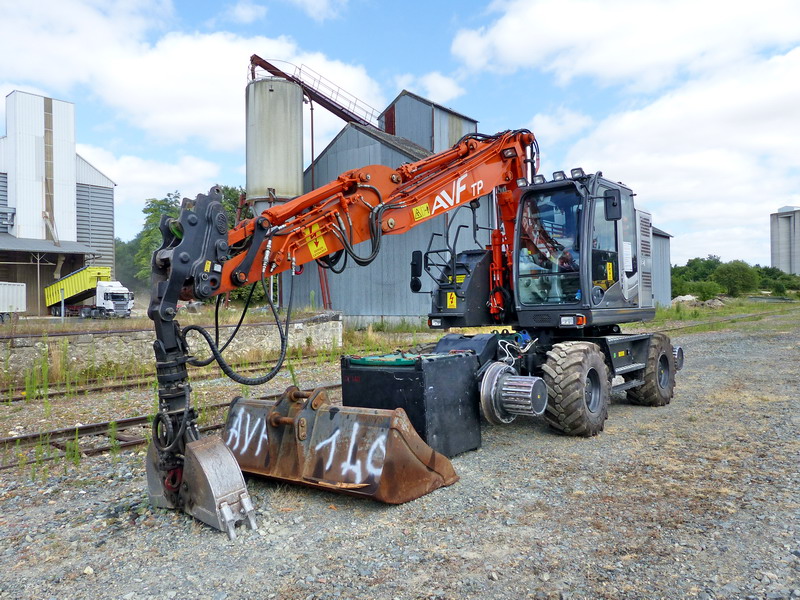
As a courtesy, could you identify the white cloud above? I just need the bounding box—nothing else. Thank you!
[392,72,465,105]
[77,144,220,238]
[530,107,593,146]
[226,0,267,24]
[283,0,348,22]
[418,72,465,104]
[0,3,384,154]
[563,48,800,265]
[452,0,800,91]
[0,0,171,91]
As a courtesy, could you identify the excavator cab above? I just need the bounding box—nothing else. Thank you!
[513,173,655,331]
[421,172,655,332]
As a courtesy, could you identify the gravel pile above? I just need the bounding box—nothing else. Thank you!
[0,313,798,599]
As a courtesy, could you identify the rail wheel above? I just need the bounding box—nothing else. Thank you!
[627,333,676,406]
[541,341,609,437]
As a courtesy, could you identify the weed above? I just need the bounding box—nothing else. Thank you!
[287,361,299,387]
[65,429,81,468]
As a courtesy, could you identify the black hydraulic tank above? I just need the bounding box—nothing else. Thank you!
[341,352,481,458]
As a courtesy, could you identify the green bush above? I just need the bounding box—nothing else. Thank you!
[685,280,724,301]
[712,261,759,297]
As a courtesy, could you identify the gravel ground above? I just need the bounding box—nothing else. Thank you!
[0,313,798,600]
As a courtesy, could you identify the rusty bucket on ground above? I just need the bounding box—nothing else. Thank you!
[223,387,458,503]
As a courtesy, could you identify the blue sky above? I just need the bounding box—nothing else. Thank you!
[2,0,799,266]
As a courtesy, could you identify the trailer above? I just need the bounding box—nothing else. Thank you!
[0,282,26,323]
[44,266,134,318]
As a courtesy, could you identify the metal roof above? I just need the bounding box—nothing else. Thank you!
[349,123,432,161]
[380,90,478,125]
[652,226,672,238]
[0,233,99,255]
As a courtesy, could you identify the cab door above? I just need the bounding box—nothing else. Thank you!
[618,188,639,305]
[588,190,621,307]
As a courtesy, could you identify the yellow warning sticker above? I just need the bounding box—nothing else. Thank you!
[606,261,614,281]
[448,274,466,284]
[413,204,431,222]
[304,224,328,259]
[447,292,457,309]
[204,260,211,273]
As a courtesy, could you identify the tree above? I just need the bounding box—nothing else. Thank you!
[218,185,249,228]
[672,255,722,282]
[712,260,759,297]
[133,192,181,282]
[115,237,139,287]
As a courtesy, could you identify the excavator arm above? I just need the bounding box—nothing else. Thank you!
[152,130,535,306]
[146,130,537,537]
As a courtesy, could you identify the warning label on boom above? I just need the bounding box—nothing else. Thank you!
[304,224,328,259]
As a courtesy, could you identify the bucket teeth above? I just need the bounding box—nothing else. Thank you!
[182,436,258,538]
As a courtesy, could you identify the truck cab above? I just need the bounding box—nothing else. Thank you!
[94,281,135,317]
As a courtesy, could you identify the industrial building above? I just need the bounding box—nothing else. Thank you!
[771,206,800,275]
[0,90,115,315]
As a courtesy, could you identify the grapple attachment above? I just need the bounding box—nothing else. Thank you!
[146,436,257,539]
[223,387,458,503]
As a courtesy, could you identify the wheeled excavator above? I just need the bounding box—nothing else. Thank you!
[146,129,683,538]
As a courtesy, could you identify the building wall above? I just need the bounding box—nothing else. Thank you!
[302,127,420,190]
[771,209,799,275]
[390,95,433,151]
[52,98,77,242]
[652,232,672,306]
[432,106,475,152]
[77,184,114,272]
[7,92,45,240]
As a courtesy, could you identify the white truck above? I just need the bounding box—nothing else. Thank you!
[0,281,26,323]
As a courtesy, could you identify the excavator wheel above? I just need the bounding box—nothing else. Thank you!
[541,341,609,437]
[627,333,676,407]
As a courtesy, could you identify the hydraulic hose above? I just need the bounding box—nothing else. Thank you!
[188,283,256,367]
[181,269,295,386]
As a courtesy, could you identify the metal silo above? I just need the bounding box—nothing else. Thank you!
[246,77,303,215]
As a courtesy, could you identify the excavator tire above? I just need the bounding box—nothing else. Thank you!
[541,341,609,437]
[627,333,676,406]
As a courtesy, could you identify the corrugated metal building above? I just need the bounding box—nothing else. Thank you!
[652,227,673,306]
[771,206,800,275]
[0,91,115,314]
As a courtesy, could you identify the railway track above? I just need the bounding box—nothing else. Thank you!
[0,382,342,471]
[2,351,343,403]
[5,306,795,403]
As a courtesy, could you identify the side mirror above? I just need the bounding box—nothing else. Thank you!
[604,189,622,221]
[410,251,423,293]
[411,251,423,278]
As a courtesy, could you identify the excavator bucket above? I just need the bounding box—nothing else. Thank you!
[223,387,458,503]
[146,436,257,539]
